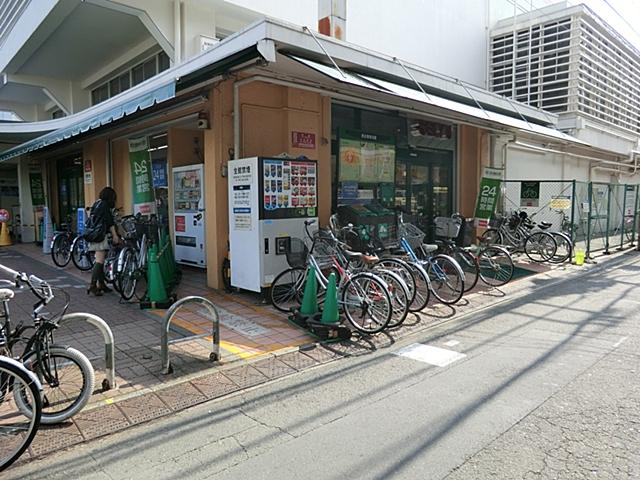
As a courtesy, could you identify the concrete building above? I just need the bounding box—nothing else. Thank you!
[0,0,636,286]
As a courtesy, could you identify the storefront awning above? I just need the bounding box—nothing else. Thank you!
[291,55,589,147]
[0,82,175,162]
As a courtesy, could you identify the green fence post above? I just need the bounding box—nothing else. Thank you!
[570,180,576,243]
[604,185,611,254]
[634,185,639,248]
[620,185,627,250]
[587,182,592,258]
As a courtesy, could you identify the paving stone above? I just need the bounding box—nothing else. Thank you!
[277,351,319,371]
[156,382,207,411]
[190,371,240,399]
[72,404,131,440]
[223,364,269,389]
[117,393,172,425]
[298,344,345,364]
[250,356,297,380]
[28,422,84,457]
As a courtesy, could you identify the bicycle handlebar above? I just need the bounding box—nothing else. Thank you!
[0,263,53,310]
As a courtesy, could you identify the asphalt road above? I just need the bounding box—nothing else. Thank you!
[8,252,640,480]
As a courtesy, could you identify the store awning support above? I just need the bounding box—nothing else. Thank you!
[302,26,346,79]
[393,57,433,103]
[454,78,490,120]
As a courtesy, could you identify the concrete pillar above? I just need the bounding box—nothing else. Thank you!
[318,0,346,40]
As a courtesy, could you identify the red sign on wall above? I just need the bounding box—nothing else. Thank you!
[84,159,92,172]
[175,215,186,232]
[291,131,316,149]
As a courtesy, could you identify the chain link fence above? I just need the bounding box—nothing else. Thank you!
[493,180,639,258]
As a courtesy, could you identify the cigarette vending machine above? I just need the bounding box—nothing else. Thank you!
[228,157,318,292]
[172,164,206,267]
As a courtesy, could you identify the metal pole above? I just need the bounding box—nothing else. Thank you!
[604,185,612,254]
[620,185,627,249]
[586,182,592,258]
[59,313,116,390]
[161,296,220,374]
[634,184,639,249]
[570,180,576,243]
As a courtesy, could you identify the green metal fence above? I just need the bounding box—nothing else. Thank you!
[494,180,639,258]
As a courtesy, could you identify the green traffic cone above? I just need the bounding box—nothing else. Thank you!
[321,272,339,324]
[147,244,168,303]
[299,266,318,316]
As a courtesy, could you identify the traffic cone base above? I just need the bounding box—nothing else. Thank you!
[321,272,339,324]
[147,244,169,303]
[0,222,11,247]
[299,266,319,316]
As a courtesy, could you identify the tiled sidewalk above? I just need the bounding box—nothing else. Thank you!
[1,241,633,465]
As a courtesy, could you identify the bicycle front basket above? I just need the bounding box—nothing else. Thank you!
[398,222,426,250]
[120,215,137,240]
[286,238,309,268]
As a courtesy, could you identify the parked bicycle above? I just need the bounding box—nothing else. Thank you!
[0,355,42,471]
[50,214,74,268]
[116,215,157,301]
[0,264,95,424]
[270,220,393,334]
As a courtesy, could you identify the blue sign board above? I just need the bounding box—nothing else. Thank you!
[152,160,168,188]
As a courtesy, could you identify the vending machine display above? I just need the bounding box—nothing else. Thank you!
[228,157,318,292]
[172,164,206,267]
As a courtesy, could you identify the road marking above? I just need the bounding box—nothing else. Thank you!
[395,343,467,367]
[613,336,628,348]
[443,340,460,347]
[220,314,269,337]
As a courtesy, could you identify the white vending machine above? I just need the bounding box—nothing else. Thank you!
[172,164,206,267]
[228,157,318,292]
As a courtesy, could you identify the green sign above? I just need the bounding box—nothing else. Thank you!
[128,137,155,215]
[29,172,45,206]
[474,168,503,220]
[520,181,540,207]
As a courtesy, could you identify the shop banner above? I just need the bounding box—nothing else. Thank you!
[29,172,45,207]
[338,130,396,184]
[128,137,156,215]
[520,181,540,207]
[474,167,503,226]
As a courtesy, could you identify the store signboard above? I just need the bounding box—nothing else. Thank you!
[128,137,156,215]
[29,172,45,207]
[152,160,168,188]
[520,181,540,207]
[474,167,503,226]
[624,185,636,216]
[291,131,316,149]
[338,130,395,183]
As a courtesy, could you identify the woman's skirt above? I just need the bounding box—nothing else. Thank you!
[88,237,110,252]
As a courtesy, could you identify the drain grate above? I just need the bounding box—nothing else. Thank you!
[118,393,172,425]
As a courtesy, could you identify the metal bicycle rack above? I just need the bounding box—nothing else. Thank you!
[59,312,116,390]
[161,296,220,374]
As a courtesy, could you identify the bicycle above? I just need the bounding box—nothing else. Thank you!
[116,215,156,301]
[50,214,74,268]
[0,264,95,424]
[521,212,573,264]
[270,220,393,334]
[480,211,557,262]
[0,355,42,471]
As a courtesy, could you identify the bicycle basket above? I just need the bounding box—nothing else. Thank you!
[120,215,137,239]
[434,217,461,239]
[286,237,309,268]
[398,222,425,250]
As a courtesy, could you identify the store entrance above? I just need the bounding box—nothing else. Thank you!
[57,156,84,228]
[395,148,453,240]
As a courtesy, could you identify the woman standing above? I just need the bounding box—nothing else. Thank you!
[87,187,120,296]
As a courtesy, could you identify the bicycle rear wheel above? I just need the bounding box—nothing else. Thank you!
[373,258,417,305]
[406,261,430,312]
[480,228,503,246]
[71,237,95,271]
[17,346,95,424]
[371,268,409,328]
[269,267,306,313]
[524,231,557,262]
[51,233,72,268]
[549,232,572,264]
[117,247,139,301]
[0,357,41,472]
[452,249,479,293]
[426,254,465,305]
[341,272,391,334]
[478,246,514,287]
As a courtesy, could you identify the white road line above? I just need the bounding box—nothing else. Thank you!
[613,336,628,348]
[395,343,467,367]
[443,340,460,347]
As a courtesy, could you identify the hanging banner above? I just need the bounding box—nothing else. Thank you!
[474,167,503,227]
[29,172,45,207]
[520,181,540,207]
[128,137,156,215]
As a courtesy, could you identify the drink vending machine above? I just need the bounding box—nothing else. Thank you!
[172,164,206,267]
[228,157,318,292]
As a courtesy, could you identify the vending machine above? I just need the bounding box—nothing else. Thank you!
[228,157,318,292]
[172,164,206,267]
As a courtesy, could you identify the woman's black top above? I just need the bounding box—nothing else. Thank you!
[90,199,114,230]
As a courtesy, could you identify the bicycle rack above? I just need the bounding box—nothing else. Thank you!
[58,312,116,390]
[161,296,220,374]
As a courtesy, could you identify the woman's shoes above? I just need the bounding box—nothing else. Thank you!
[87,284,103,296]
[99,283,113,294]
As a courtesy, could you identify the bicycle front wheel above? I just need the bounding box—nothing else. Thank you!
[452,249,479,293]
[17,346,95,424]
[341,273,392,334]
[0,357,42,472]
[117,247,139,301]
[270,267,306,313]
[549,232,572,264]
[406,262,430,312]
[71,237,95,271]
[51,233,72,268]
[373,258,417,305]
[427,255,465,305]
[480,228,503,246]
[371,268,410,328]
[524,231,557,263]
[478,246,514,287]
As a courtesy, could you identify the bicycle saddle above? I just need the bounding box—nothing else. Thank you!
[422,244,438,253]
[538,222,552,230]
[0,289,15,301]
[343,250,378,264]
